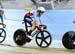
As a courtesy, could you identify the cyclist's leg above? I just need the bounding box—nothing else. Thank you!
[27,21,38,40]
[0,16,3,23]
[24,18,33,34]
[25,18,32,26]
[27,21,32,26]
[28,21,37,35]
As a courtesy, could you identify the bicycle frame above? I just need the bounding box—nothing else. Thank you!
[24,18,47,38]
[14,20,52,48]
[31,30,39,37]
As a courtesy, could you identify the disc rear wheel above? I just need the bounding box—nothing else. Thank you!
[62,31,75,49]
[13,29,27,46]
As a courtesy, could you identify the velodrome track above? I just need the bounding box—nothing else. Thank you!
[0,0,75,54]
[0,9,75,48]
[0,44,75,54]
[0,8,75,54]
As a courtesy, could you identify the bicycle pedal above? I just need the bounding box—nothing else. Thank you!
[26,37,32,42]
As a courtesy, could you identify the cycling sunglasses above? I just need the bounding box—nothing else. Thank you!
[37,10,44,13]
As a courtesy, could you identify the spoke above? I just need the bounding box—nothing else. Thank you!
[45,35,50,39]
[39,40,43,46]
[37,37,42,39]
[44,40,49,45]
[0,30,3,35]
[40,32,44,38]
[0,36,5,37]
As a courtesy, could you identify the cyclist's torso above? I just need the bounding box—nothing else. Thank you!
[24,10,43,24]
[24,12,33,22]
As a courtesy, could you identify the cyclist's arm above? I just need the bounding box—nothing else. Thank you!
[22,15,26,24]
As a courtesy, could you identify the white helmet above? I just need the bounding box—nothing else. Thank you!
[37,7,46,12]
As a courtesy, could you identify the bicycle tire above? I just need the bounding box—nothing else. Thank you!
[35,30,52,48]
[0,28,6,43]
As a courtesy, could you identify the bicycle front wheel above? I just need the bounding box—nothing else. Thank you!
[35,30,52,48]
[0,28,6,43]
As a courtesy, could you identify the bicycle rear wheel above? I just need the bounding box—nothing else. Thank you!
[62,31,75,49]
[0,28,6,43]
[13,29,27,46]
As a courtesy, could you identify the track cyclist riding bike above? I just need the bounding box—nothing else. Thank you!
[14,7,52,48]
[22,7,46,40]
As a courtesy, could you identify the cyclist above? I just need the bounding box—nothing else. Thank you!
[23,11,34,26]
[0,9,4,23]
[23,7,46,40]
